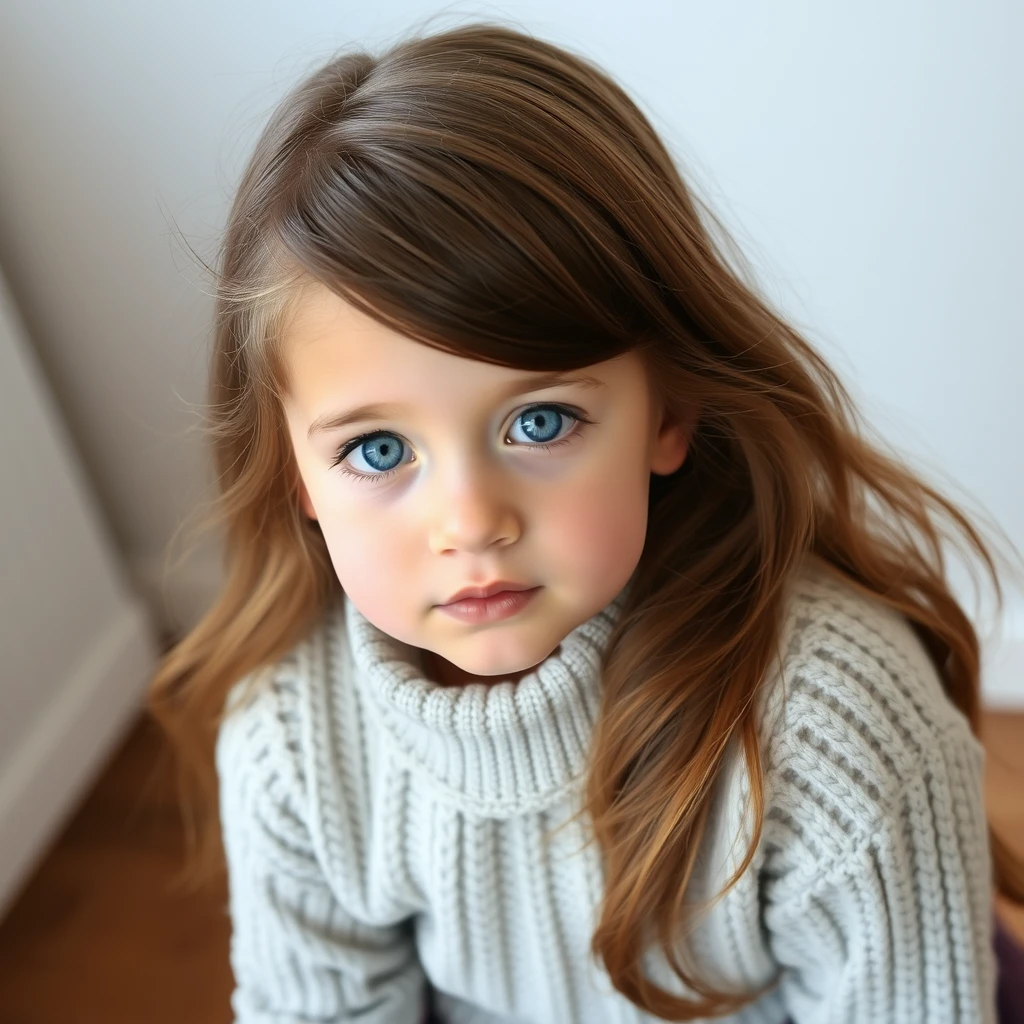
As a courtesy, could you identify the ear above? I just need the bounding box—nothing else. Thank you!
[650,403,699,477]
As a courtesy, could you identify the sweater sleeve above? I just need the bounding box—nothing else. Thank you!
[216,676,428,1024]
[760,709,997,1023]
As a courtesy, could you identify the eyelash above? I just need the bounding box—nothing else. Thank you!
[331,403,593,485]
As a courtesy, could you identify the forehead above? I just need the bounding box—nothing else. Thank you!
[281,281,649,407]
[282,282,481,385]
[285,282,427,367]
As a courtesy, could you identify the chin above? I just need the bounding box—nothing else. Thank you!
[425,647,556,687]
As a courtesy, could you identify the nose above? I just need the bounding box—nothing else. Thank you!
[427,457,521,555]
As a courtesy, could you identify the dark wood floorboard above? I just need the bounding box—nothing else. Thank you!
[0,711,232,1024]
[0,705,1021,1023]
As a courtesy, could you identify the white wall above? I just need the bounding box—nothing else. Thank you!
[0,263,159,921]
[0,0,1020,701]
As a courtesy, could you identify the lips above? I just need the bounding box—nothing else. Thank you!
[441,580,535,605]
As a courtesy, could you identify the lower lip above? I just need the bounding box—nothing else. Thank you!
[437,587,541,623]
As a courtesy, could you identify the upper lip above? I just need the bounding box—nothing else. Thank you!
[441,580,536,604]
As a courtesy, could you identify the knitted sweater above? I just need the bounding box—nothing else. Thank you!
[215,558,997,1023]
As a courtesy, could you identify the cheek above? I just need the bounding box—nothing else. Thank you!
[544,456,650,582]
[315,499,419,631]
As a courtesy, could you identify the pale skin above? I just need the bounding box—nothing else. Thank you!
[282,282,694,687]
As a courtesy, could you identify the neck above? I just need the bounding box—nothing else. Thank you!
[421,646,561,687]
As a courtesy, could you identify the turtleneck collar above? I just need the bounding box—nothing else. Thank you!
[343,581,634,818]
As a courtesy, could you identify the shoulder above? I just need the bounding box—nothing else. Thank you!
[215,651,312,854]
[756,557,985,874]
[216,597,352,827]
[215,597,383,881]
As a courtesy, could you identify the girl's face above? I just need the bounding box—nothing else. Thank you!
[282,282,691,686]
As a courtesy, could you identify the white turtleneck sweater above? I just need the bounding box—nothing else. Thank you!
[215,559,997,1023]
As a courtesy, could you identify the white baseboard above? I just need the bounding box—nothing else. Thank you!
[0,598,160,923]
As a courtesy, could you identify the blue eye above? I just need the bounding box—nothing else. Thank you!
[331,403,593,484]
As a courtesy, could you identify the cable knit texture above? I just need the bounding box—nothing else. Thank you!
[216,558,997,1023]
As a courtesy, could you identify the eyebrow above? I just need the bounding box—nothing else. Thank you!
[306,372,606,440]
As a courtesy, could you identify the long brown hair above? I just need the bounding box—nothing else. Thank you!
[149,21,1024,1019]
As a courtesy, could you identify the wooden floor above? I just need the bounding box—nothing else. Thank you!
[0,710,1022,1024]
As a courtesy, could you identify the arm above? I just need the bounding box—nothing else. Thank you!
[762,729,997,1023]
[216,682,428,1023]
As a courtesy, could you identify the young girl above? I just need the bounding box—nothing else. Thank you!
[149,21,1024,1024]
